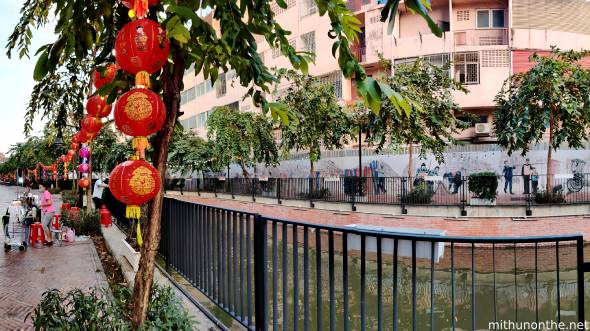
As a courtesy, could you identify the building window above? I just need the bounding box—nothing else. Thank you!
[299,0,317,19]
[454,52,479,84]
[301,31,316,54]
[197,112,208,128]
[272,39,296,58]
[318,71,342,99]
[457,10,470,21]
[180,87,196,105]
[476,9,505,28]
[216,72,227,98]
[438,21,450,32]
[270,0,296,15]
[180,115,197,131]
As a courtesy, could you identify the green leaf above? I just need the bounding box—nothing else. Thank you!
[33,50,49,81]
[276,0,288,9]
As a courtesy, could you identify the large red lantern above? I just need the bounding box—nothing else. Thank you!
[115,18,170,75]
[81,116,103,134]
[86,95,113,118]
[121,0,160,19]
[78,130,98,143]
[92,64,118,90]
[114,88,166,137]
[70,142,79,150]
[109,159,161,218]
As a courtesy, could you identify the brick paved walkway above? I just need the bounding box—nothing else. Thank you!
[173,195,590,240]
[0,241,108,330]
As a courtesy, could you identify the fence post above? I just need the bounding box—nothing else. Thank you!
[253,214,268,331]
[309,177,315,208]
[230,178,235,199]
[460,176,467,216]
[400,178,407,214]
[214,178,218,198]
[277,178,282,204]
[252,178,256,202]
[525,177,533,216]
[351,177,357,212]
[197,178,201,196]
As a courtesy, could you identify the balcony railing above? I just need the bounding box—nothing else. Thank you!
[454,28,508,47]
[352,46,366,63]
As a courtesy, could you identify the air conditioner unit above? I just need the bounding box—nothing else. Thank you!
[475,123,491,136]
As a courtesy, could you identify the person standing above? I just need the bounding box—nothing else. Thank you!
[377,164,386,194]
[502,160,515,194]
[92,176,109,209]
[522,159,532,194]
[38,183,55,246]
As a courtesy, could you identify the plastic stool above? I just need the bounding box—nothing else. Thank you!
[29,223,46,245]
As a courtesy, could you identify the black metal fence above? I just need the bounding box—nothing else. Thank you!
[165,174,590,214]
[160,197,588,331]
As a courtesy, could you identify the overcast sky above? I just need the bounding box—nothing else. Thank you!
[0,2,55,154]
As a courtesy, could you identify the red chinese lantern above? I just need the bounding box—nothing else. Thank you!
[78,164,90,174]
[67,150,75,160]
[114,88,166,137]
[115,18,170,75]
[71,134,81,144]
[86,95,113,118]
[79,178,90,189]
[70,142,79,150]
[81,116,103,134]
[109,159,161,218]
[121,0,160,19]
[92,64,119,90]
[78,130,98,143]
[60,155,68,163]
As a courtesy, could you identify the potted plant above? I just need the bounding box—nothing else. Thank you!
[468,172,498,205]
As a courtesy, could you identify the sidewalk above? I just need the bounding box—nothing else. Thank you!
[172,195,590,240]
[0,241,108,330]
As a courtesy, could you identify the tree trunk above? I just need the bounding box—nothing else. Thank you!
[240,160,249,177]
[546,113,555,192]
[131,50,186,328]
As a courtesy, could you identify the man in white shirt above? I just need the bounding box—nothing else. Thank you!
[92,176,109,210]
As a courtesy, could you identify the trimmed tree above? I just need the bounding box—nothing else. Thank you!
[168,128,216,176]
[7,0,441,326]
[494,49,590,191]
[207,106,279,177]
[369,58,468,178]
[278,71,352,176]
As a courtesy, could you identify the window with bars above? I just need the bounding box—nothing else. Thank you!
[216,73,227,98]
[457,10,470,21]
[318,71,342,99]
[270,0,296,15]
[301,31,316,54]
[299,0,317,18]
[454,52,479,84]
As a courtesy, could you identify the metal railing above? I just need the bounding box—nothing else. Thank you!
[160,197,588,331]
[165,174,590,214]
[454,28,509,46]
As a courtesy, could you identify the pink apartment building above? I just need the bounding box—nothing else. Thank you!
[179,0,590,145]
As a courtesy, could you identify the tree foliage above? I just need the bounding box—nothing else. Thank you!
[0,136,59,175]
[494,49,590,155]
[369,59,468,163]
[207,106,279,176]
[278,71,352,174]
[168,128,216,176]
[91,128,134,175]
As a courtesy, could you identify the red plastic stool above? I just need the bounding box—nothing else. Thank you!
[52,214,61,230]
[29,223,46,245]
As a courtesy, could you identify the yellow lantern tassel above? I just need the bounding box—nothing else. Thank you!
[132,136,149,160]
[136,221,143,247]
[135,71,151,89]
[126,205,141,219]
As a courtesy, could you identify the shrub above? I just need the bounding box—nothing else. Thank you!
[534,191,566,204]
[468,172,498,201]
[62,209,101,236]
[27,285,194,330]
[48,187,62,195]
[298,188,330,200]
[401,184,434,204]
[61,190,79,205]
